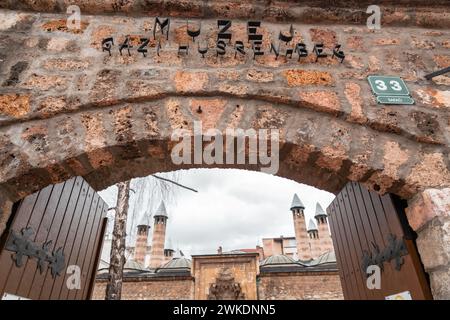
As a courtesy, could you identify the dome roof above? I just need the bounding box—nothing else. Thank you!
[124,259,147,271]
[290,194,305,210]
[154,201,168,218]
[260,254,297,267]
[309,251,336,266]
[307,219,318,231]
[314,203,327,217]
[157,257,191,273]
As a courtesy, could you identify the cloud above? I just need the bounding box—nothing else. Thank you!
[99,168,335,258]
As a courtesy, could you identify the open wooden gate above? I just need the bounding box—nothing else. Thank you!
[327,181,432,300]
[0,176,107,300]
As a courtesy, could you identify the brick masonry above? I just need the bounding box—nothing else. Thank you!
[92,272,343,300]
[258,272,343,300]
[92,276,194,300]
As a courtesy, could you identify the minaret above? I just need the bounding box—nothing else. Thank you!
[149,201,169,269]
[307,219,321,259]
[315,202,333,254]
[290,194,311,261]
[135,212,151,266]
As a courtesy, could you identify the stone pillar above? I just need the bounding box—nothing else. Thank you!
[317,218,333,253]
[149,215,167,269]
[293,209,311,260]
[135,225,149,266]
[406,188,450,300]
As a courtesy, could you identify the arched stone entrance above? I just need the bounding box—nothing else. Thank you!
[0,2,449,298]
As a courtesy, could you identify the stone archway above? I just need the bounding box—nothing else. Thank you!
[0,3,449,298]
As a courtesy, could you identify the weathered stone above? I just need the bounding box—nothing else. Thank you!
[23,73,68,91]
[90,69,122,104]
[174,71,208,92]
[346,36,364,51]
[0,94,30,117]
[81,112,107,151]
[416,217,450,270]
[46,37,70,51]
[411,36,436,49]
[373,38,400,46]
[414,88,450,109]
[37,96,78,117]
[246,69,274,83]
[284,70,333,86]
[299,91,341,115]
[429,266,450,300]
[42,58,91,71]
[344,82,367,124]
[367,56,382,72]
[434,55,450,68]
[189,99,226,130]
[406,188,450,231]
[407,153,450,190]
[309,28,337,49]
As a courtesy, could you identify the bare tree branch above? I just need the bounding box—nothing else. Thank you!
[151,174,198,193]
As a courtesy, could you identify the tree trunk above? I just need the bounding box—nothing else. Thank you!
[105,180,130,300]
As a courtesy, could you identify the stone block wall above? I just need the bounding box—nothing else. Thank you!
[257,272,344,300]
[407,188,450,299]
[92,276,194,300]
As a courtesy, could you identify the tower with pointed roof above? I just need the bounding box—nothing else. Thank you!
[290,194,312,261]
[307,218,321,258]
[135,211,151,266]
[149,201,169,269]
[314,202,333,254]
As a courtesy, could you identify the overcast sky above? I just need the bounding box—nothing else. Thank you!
[98,169,335,258]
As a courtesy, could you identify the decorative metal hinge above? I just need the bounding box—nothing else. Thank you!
[5,227,65,278]
[361,233,409,277]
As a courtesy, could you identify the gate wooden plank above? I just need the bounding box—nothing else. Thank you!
[331,199,358,299]
[38,177,84,299]
[66,192,102,300]
[15,181,66,298]
[55,185,95,299]
[47,179,91,299]
[334,193,364,299]
[327,202,351,298]
[27,178,76,300]
[84,216,108,300]
[2,185,54,297]
[0,191,39,295]
[348,182,383,300]
[341,184,377,300]
[76,200,107,300]
[336,189,368,299]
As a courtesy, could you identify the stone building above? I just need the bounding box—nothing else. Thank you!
[262,194,334,261]
[93,194,343,300]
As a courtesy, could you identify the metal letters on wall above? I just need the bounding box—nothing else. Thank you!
[5,227,65,278]
[100,17,345,63]
[361,233,409,276]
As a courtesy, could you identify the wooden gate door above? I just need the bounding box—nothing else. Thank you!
[327,181,432,300]
[0,176,108,300]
